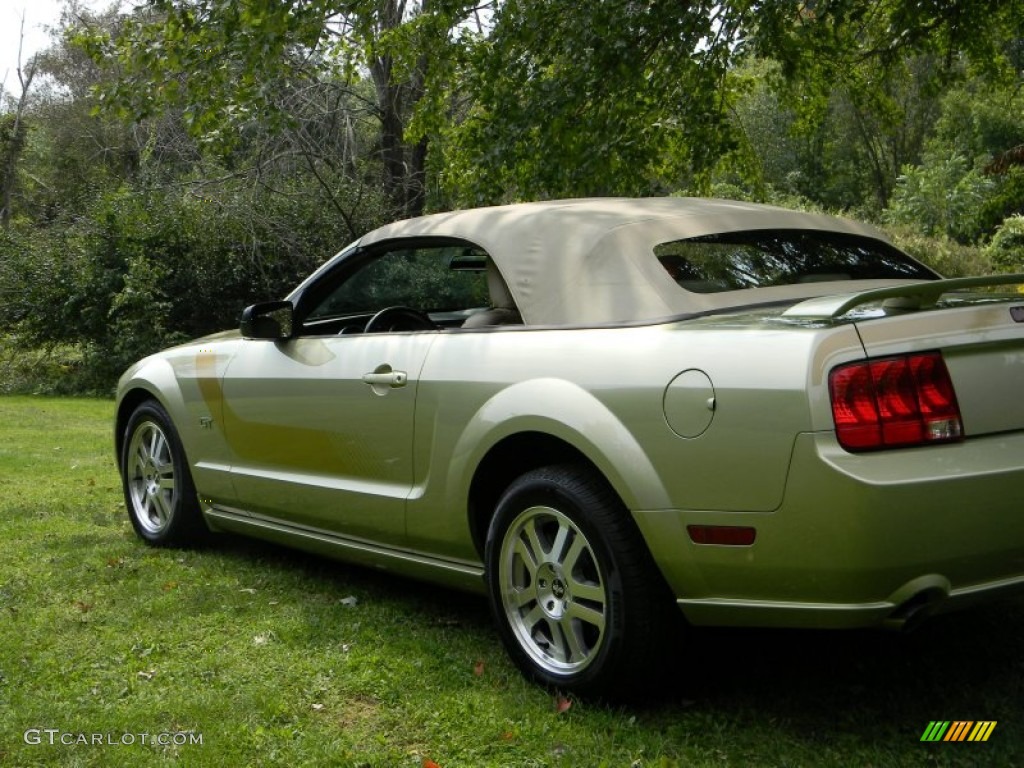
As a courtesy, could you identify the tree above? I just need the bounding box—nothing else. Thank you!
[885,74,1024,242]
[440,0,743,203]
[1,11,37,228]
[725,53,951,213]
[441,0,1024,205]
[0,3,400,390]
[77,0,488,219]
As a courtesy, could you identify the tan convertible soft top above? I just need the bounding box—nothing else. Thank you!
[359,197,907,325]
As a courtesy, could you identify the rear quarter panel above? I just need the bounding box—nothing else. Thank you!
[406,320,866,559]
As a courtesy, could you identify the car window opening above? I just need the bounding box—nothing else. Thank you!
[656,229,937,294]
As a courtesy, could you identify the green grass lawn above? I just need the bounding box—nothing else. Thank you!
[0,396,1020,767]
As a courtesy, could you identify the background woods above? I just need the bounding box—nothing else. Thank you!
[2,0,1023,393]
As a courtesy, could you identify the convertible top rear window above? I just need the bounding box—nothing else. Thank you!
[655,230,937,294]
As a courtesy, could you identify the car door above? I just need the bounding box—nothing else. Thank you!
[220,240,490,545]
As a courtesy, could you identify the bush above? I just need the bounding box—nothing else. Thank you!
[885,226,995,277]
[0,335,86,395]
[884,153,994,242]
[0,179,388,394]
[986,215,1024,272]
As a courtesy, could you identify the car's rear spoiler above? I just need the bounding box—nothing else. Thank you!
[782,274,1024,320]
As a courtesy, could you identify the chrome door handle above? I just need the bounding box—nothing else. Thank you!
[361,369,407,388]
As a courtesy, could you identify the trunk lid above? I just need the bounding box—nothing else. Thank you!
[785,275,1024,437]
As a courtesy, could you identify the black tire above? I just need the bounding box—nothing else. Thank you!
[484,464,673,697]
[120,400,209,547]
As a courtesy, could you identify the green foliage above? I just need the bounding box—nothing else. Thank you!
[749,0,1023,84]
[0,111,31,226]
[75,0,325,143]
[885,152,994,241]
[0,179,380,393]
[885,226,995,278]
[973,167,1024,239]
[881,77,1024,244]
[930,81,1024,162]
[0,336,84,395]
[0,113,29,184]
[3,0,1024,396]
[727,49,961,215]
[987,215,1024,272]
[442,0,1024,206]
[75,0,478,218]
[442,0,738,204]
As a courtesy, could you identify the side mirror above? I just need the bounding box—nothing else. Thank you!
[240,301,294,340]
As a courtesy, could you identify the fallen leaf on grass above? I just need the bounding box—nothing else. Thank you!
[473,660,485,677]
[311,703,324,712]
[137,669,155,681]
[422,760,442,768]
[554,695,572,714]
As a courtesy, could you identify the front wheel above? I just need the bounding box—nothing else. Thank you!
[121,400,208,547]
[485,464,673,697]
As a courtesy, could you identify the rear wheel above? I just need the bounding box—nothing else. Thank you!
[485,464,672,697]
[121,400,208,546]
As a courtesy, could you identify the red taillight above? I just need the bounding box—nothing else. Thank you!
[828,352,963,451]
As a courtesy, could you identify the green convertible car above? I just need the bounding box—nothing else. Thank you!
[115,197,1024,695]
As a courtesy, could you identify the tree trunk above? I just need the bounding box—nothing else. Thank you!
[1,30,35,229]
[366,0,432,219]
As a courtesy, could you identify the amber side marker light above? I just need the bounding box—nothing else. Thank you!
[687,525,757,546]
[829,351,963,451]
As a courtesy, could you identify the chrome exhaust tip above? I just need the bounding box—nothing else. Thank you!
[883,589,945,632]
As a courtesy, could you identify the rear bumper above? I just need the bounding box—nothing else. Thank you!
[634,431,1024,629]
[675,572,1024,630]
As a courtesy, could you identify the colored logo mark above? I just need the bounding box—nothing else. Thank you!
[920,721,997,742]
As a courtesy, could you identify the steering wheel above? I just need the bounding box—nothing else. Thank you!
[363,306,437,333]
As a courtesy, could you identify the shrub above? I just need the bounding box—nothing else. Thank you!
[0,335,86,395]
[885,153,994,242]
[885,226,995,277]
[0,179,387,394]
[986,215,1024,272]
